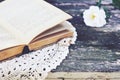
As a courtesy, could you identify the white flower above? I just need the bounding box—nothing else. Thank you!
[83,6,106,27]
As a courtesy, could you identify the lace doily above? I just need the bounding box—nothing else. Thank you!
[0,22,77,80]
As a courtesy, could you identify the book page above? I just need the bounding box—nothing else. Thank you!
[0,0,72,44]
[0,27,23,50]
[31,21,73,43]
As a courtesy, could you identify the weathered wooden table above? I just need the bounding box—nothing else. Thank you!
[1,0,120,79]
[46,0,120,80]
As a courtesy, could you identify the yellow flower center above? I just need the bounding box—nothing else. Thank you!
[90,14,96,20]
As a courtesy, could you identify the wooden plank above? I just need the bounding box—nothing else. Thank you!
[64,78,120,80]
[45,78,120,80]
[46,72,120,80]
[47,0,120,72]
[45,79,62,80]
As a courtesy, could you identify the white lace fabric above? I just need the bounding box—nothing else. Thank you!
[0,23,77,80]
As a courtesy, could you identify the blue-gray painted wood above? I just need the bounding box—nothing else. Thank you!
[46,0,120,72]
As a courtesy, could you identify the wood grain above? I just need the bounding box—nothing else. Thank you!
[47,0,120,72]
[46,72,120,80]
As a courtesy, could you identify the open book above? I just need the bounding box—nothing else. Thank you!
[0,0,73,61]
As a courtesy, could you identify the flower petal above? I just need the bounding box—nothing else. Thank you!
[83,6,106,27]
